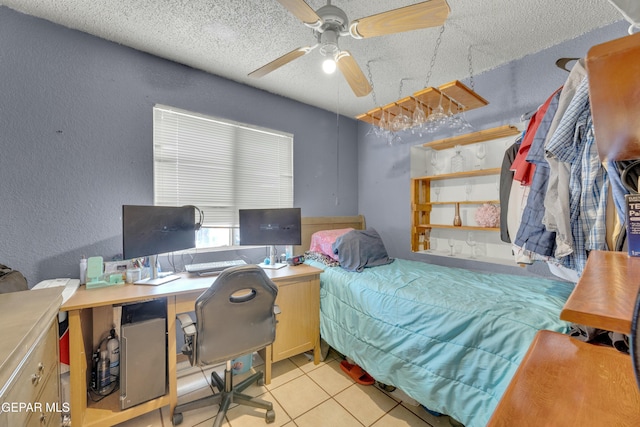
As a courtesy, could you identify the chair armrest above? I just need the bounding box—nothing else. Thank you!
[177,313,197,336]
[177,313,198,362]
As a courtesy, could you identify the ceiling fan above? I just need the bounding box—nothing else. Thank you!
[248,0,450,97]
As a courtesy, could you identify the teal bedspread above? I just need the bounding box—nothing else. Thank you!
[306,258,574,427]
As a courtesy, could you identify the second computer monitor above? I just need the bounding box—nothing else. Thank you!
[238,208,301,246]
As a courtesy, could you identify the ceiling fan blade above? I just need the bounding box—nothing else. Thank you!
[248,46,316,78]
[349,0,450,39]
[276,0,322,27]
[335,51,372,97]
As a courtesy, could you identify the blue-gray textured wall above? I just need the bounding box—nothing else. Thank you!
[0,7,358,285]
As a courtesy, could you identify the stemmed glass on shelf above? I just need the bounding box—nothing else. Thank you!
[430,150,442,175]
[432,181,441,202]
[466,232,477,259]
[475,143,486,170]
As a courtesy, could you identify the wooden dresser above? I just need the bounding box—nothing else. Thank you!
[0,287,63,427]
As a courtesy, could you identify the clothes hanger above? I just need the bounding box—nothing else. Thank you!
[555,57,580,73]
[520,109,536,122]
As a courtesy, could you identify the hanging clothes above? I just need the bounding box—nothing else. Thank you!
[501,56,623,278]
[580,117,609,254]
[542,60,587,259]
[545,78,605,274]
[513,89,562,257]
[510,92,558,186]
[499,138,521,243]
[507,178,530,259]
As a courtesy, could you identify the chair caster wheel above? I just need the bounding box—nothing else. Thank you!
[266,409,276,423]
[172,413,183,425]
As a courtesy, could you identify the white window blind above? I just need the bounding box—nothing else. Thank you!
[153,105,293,227]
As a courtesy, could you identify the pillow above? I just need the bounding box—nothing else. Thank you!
[331,228,394,272]
[309,228,354,260]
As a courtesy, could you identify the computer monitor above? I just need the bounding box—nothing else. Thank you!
[122,205,196,285]
[239,207,301,269]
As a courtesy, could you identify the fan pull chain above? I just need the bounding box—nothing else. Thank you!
[424,24,446,88]
[335,78,340,206]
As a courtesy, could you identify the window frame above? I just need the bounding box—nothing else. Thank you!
[152,104,294,250]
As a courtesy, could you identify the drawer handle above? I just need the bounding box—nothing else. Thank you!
[31,373,41,385]
[31,363,45,385]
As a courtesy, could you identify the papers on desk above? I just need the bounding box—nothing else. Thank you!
[32,278,80,305]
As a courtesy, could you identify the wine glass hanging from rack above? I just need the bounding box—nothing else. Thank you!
[356,80,488,137]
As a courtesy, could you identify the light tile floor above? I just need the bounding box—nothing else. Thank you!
[115,350,463,427]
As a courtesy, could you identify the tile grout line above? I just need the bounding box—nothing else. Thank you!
[171,353,441,427]
[290,368,366,426]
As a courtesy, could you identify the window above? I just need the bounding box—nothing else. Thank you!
[153,105,294,248]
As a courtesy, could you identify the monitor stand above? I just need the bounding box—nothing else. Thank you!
[134,255,180,286]
[259,245,287,270]
[259,262,287,270]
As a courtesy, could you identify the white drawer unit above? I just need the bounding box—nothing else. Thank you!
[0,288,63,427]
[25,368,61,427]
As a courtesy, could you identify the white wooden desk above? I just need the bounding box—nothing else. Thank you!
[61,264,322,427]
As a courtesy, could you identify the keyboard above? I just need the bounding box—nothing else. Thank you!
[185,259,247,275]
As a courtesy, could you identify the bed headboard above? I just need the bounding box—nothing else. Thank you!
[295,215,366,255]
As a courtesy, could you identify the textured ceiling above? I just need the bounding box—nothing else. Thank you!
[1,0,624,117]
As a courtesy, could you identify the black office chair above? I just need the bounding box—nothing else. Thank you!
[172,265,278,427]
[632,289,640,391]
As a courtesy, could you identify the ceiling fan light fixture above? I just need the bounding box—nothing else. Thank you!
[253,0,449,97]
[322,58,337,74]
[319,28,339,56]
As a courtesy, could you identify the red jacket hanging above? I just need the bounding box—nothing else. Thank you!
[510,87,562,185]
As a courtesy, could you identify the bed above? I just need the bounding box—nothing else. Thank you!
[299,216,575,427]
